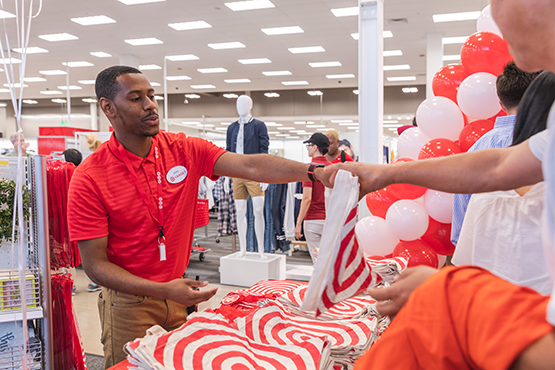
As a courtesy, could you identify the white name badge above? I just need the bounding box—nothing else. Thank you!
[166,166,188,184]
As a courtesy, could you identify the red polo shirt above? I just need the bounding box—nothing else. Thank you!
[68,131,226,282]
[302,156,330,220]
[330,150,354,164]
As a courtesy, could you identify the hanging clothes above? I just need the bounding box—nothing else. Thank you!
[272,184,290,252]
[216,177,237,236]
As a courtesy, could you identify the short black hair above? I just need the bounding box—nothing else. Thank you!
[318,144,329,156]
[497,62,541,110]
[338,139,352,148]
[63,148,82,166]
[95,65,142,101]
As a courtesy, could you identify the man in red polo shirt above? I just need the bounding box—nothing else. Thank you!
[68,66,328,367]
[325,129,354,164]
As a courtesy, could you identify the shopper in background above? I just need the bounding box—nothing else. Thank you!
[338,139,358,162]
[5,133,29,156]
[325,129,353,163]
[295,133,330,264]
[451,62,541,247]
[62,148,82,167]
[67,66,329,366]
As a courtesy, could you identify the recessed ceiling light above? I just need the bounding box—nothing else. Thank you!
[433,11,481,23]
[82,98,97,103]
[262,70,291,76]
[118,0,165,4]
[139,64,162,70]
[353,90,359,95]
[40,70,66,75]
[0,89,9,93]
[166,75,191,81]
[198,68,227,73]
[0,10,15,19]
[150,82,161,86]
[383,64,410,71]
[443,55,461,61]
[3,83,27,88]
[52,99,67,104]
[71,15,116,26]
[208,42,245,50]
[383,31,393,38]
[351,33,359,40]
[185,94,201,99]
[238,58,271,64]
[191,84,216,89]
[261,26,303,35]
[12,47,48,54]
[90,51,112,58]
[383,50,403,57]
[265,122,283,126]
[62,61,94,67]
[154,96,164,100]
[288,46,325,54]
[40,90,62,95]
[332,120,353,123]
[309,61,341,68]
[326,74,355,79]
[225,79,251,83]
[215,127,227,131]
[23,77,47,82]
[22,100,38,104]
[293,121,306,124]
[78,80,96,85]
[58,85,82,90]
[165,54,199,61]
[331,6,358,17]
[39,33,78,42]
[278,127,295,130]
[442,36,468,45]
[402,87,419,93]
[315,128,328,132]
[225,0,275,12]
[0,58,21,64]
[223,93,239,99]
[124,38,163,46]
[282,81,308,86]
[339,122,356,126]
[307,90,323,96]
[387,76,416,82]
[168,21,212,31]
[264,92,280,97]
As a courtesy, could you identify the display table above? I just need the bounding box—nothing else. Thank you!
[108,359,130,369]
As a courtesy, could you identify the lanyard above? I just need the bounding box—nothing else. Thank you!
[117,140,167,261]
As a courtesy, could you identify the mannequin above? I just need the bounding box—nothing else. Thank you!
[226,95,269,259]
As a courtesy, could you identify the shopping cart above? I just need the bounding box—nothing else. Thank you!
[191,199,217,261]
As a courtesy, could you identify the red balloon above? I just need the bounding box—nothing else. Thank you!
[421,222,456,255]
[418,139,462,160]
[393,240,439,268]
[458,119,495,152]
[432,64,471,103]
[463,114,470,126]
[365,187,399,218]
[461,32,512,76]
[424,217,441,237]
[387,158,427,199]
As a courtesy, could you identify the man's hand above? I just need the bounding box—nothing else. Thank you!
[294,224,303,240]
[163,278,218,307]
[367,265,437,317]
[325,162,391,199]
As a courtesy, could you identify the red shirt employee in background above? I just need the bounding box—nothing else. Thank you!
[325,129,354,164]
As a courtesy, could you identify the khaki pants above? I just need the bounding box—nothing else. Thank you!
[98,287,189,368]
[233,178,264,200]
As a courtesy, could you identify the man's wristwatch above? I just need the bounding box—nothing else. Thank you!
[307,163,325,182]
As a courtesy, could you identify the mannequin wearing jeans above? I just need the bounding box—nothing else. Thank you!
[225,95,269,258]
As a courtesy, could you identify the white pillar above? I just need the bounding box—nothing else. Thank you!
[66,64,71,126]
[120,54,139,68]
[358,0,384,164]
[90,102,98,130]
[426,33,443,99]
[163,56,168,132]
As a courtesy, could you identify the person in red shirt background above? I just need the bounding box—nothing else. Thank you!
[295,133,331,264]
[325,129,354,164]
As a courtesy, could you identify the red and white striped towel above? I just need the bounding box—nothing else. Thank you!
[247,279,307,296]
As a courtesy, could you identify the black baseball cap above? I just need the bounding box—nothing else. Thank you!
[303,133,329,148]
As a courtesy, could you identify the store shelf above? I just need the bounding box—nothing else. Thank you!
[0,307,43,323]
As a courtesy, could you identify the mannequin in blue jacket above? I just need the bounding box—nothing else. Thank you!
[226,95,269,259]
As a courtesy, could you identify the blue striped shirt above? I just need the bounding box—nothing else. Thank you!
[451,114,517,246]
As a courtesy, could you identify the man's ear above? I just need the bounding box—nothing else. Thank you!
[99,97,116,118]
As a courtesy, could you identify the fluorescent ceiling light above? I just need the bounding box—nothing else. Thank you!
[225,0,275,12]
[351,33,359,40]
[262,70,291,76]
[90,51,112,58]
[58,85,82,90]
[191,84,216,89]
[208,42,245,50]
[139,64,162,70]
[3,83,27,88]
[387,76,417,82]
[78,80,96,85]
[443,55,461,61]
[62,61,94,67]
[225,79,251,83]
[264,92,280,97]
[166,54,199,61]
[433,11,481,23]
[215,127,227,131]
[154,96,164,100]
[268,131,279,134]
[150,82,161,86]
[166,75,191,81]
[383,31,393,38]
[310,125,325,128]
[442,36,468,44]
[0,10,15,19]
[40,70,66,75]
[223,93,239,98]
[282,80,308,86]
[326,74,355,79]
[383,64,410,71]
[52,99,67,104]
[384,124,402,128]
[0,58,21,64]
[276,134,290,137]
[265,122,282,126]
[168,21,211,31]
[118,0,165,4]
[309,61,341,68]
[39,33,78,42]
[278,127,295,130]
[402,87,419,93]
[347,126,359,130]
[388,128,398,131]
[71,15,116,26]
[185,94,201,99]
[331,7,358,17]
[288,46,325,54]
[0,89,9,93]
[353,90,359,95]
[40,90,62,95]
[307,90,323,96]
[332,120,353,123]
[124,37,163,46]
[339,122,357,126]
[82,98,97,103]
[293,121,306,125]
[198,67,227,73]
[238,58,271,64]
[12,47,48,54]
[22,100,38,104]
[261,26,303,35]
[315,128,328,132]
[383,50,403,57]
[23,77,47,82]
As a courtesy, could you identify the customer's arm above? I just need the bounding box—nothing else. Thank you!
[295,187,312,239]
[78,237,217,306]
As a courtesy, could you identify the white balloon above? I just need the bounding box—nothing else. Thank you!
[416,96,464,141]
[477,5,503,38]
[385,200,429,241]
[457,73,502,119]
[397,127,430,160]
[424,190,454,223]
[355,216,399,257]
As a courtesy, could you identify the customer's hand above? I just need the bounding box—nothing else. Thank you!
[367,265,437,317]
[326,162,391,200]
[294,224,303,240]
[163,278,218,307]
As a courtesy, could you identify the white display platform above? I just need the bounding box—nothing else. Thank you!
[219,252,286,287]
[285,264,314,282]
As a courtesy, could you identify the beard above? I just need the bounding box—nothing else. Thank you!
[114,104,159,137]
